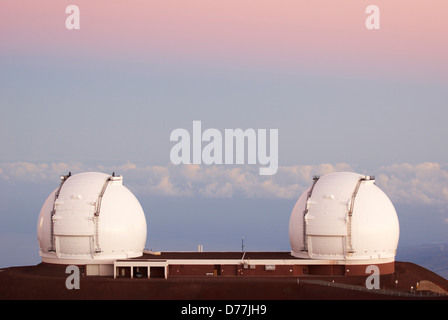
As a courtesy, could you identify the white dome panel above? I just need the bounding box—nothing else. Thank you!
[289,172,399,261]
[37,172,147,264]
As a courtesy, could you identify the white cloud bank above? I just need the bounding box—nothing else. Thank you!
[376,162,448,207]
[1,161,448,208]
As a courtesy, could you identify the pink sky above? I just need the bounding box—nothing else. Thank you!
[1,1,447,79]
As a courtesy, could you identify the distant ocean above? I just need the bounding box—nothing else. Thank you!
[396,242,448,280]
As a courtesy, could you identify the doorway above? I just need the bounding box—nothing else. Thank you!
[214,264,221,276]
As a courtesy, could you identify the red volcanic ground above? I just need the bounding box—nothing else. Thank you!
[1,261,447,300]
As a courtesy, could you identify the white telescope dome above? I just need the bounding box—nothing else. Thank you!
[289,172,399,261]
[37,172,147,264]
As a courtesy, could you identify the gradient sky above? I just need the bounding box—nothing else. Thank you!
[1,1,447,167]
[0,1,447,267]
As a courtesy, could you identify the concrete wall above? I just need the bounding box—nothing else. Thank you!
[113,259,396,278]
[167,262,394,277]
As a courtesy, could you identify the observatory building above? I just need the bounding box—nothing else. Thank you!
[36,171,399,278]
[289,172,400,275]
[37,172,147,275]
[4,170,447,300]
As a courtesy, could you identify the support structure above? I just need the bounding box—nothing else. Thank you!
[49,172,71,252]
